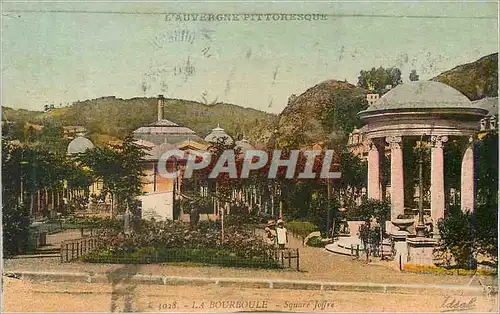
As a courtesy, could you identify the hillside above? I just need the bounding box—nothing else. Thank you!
[3,53,496,148]
[432,53,498,101]
[274,53,498,148]
[275,80,369,148]
[2,97,277,146]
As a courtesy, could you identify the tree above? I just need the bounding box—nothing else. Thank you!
[409,70,419,81]
[357,67,402,93]
[78,136,147,217]
[2,195,31,256]
[436,131,498,268]
[336,147,367,210]
[2,140,31,256]
[476,131,498,203]
[322,94,369,136]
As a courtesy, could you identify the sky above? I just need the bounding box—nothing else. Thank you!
[1,1,498,114]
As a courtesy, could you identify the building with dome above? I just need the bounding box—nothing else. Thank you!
[65,133,106,203]
[67,134,94,155]
[235,136,255,153]
[132,95,209,221]
[354,80,489,265]
[204,124,234,146]
[133,95,203,146]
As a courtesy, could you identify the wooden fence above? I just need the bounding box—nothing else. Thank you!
[272,248,300,271]
[60,236,103,263]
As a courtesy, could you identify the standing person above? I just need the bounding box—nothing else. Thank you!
[264,220,276,245]
[276,219,288,249]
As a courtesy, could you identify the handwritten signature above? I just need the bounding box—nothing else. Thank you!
[440,296,476,312]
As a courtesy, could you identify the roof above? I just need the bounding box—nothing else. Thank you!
[132,119,202,145]
[204,124,234,145]
[361,81,474,113]
[67,136,94,155]
[472,97,498,116]
[133,139,156,148]
[133,119,197,135]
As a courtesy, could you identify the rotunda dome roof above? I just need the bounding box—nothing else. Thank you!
[204,124,234,145]
[362,81,473,113]
[67,136,94,155]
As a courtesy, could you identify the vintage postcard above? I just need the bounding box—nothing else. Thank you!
[1,1,499,313]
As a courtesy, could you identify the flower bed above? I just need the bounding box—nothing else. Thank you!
[81,220,282,269]
[402,264,497,276]
[82,247,281,269]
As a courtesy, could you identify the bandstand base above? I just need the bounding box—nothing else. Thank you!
[406,237,438,266]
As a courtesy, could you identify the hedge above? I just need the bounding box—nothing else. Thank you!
[287,221,318,239]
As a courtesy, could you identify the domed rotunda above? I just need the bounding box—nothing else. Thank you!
[67,135,94,155]
[204,124,234,146]
[356,80,489,265]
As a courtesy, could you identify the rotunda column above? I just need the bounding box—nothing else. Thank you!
[430,135,448,228]
[366,139,381,200]
[461,136,475,213]
[386,136,404,220]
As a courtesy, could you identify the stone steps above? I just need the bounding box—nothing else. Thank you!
[324,243,352,256]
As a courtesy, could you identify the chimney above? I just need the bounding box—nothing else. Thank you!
[157,94,164,121]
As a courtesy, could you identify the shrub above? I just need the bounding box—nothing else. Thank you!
[436,202,498,269]
[3,197,31,257]
[350,199,391,222]
[436,208,478,269]
[474,201,498,262]
[287,221,318,239]
[359,224,381,248]
[306,236,325,248]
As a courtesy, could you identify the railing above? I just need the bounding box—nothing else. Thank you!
[60,236,103,263]
[272,248,300,271]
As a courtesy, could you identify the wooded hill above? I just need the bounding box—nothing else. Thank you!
[3,53,497,147]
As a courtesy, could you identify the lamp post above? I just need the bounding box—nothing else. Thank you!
[327,178,332,237]
[415,134,427,237]
[20,150,29,205]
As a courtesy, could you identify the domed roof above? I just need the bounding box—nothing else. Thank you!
[67,136,94,155]
[235,137,255,152]
[204,124,233,145]
[362,81,473,113]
